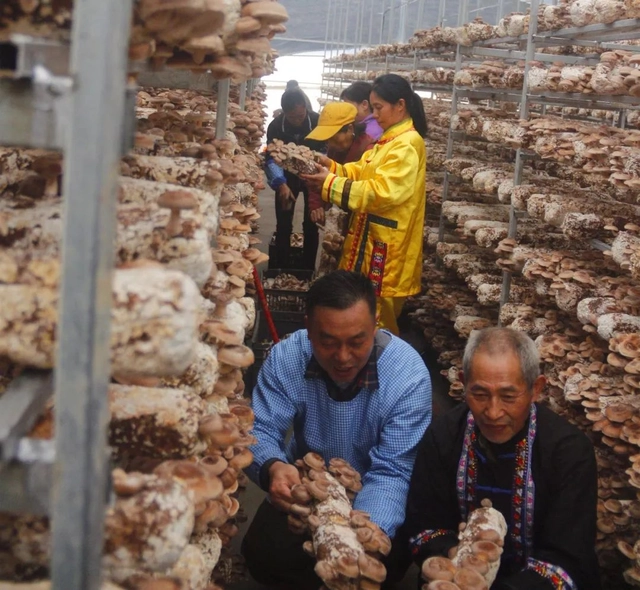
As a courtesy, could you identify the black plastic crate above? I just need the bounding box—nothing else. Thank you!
[268,231,305,270]
[261,268,313,313]
[244,310,305,395]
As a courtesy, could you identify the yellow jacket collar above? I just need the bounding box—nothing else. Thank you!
[378,118,414,143]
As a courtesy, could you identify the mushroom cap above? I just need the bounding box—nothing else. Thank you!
[291,483,312,504]
[209,56,253,79]
[471,540,502,563]
[426,582,461,590]
[211,249,237,264]
[118,259,165,270]
[236,15,263,35]
[112,468,148,497]
[183,34,224,54]
[421,556,456,582]
[229,448,253,470]
[453,568,488,590]
[241,0,289,23]
[314,560,337,582]
[358,553,387,583]
[237,36,272,55]
[154,460,224,504]
[201,320,244,346]
[459,553,489,575]
[306,479,330,501]
[303,452,325,471]
[198,455,229,476]
[157,189,199,210]
[335,554,360,579]
[218,344,255,368]
[229,404,254,429]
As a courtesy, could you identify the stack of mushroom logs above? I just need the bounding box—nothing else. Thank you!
[279,452,506,590]
[0,80,274,588]
[1,0,288,81]
[324,0,640,67]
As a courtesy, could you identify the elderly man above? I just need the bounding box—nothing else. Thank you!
[404,327,600,590]
[243,270,432,589]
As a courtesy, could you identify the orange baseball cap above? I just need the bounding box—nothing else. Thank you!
[306,102,358,141]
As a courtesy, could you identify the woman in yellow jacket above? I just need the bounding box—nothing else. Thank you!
[302,74,427,335]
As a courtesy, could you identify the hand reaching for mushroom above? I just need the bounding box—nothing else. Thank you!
[310,207,325,225]
[268,460,301,513]
[300,163,330,192]
[315,154,333,169]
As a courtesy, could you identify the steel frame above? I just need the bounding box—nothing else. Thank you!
[0,7,252,590]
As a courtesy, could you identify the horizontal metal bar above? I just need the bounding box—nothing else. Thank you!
[277,37,363,46]
[0,439,55,516]
[535,18,640,41]
[600,42,640,53]
[0,371,53,465]
[519,150,539,160]
[462,46,526,59]
[528,89,640,110]
[532,53,601,64]
[590,238,611,251]
[136,69,217,91]
[0,75,72,149]
[455,87,522,100]
[1,34,70,78]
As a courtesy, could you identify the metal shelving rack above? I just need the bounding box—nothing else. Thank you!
[318,2,640,317]
[0,5,256,588]
[494,1,640,311]
[0,2,134,589]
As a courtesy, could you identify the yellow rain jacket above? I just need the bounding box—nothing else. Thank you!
[321,118,426,298]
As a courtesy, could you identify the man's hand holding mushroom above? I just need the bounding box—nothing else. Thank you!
[268,460,301,513]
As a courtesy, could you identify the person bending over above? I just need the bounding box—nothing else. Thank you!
[265,89,324,270]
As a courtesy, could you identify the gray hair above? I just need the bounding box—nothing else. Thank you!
[462,327,541,391]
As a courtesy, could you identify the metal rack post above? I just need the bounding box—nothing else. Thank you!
[216,79,230,140]
[437,47,463,244]
[239,81,247,111]
[50,0,134,588]
[417,0,426,31]
[498,0,539,310]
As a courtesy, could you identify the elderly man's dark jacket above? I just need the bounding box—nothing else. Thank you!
[404,402,601,590]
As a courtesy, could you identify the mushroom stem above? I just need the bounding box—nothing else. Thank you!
[165,208,182,236]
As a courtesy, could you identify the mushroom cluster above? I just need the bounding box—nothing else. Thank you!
[0,50,273,590]
[262,272,311,291]
[1,0,287,81]
[0,464,237,589]
[528,51,640,99]
[317,207,348,277]
[324,1,640,68]
[265,139,321,176]
[421,500,507,590]
[285,452,391,590]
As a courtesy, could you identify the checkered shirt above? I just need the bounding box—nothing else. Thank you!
[246,328,433,537]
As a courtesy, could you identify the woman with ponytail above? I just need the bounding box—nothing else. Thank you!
[302,74,427,335]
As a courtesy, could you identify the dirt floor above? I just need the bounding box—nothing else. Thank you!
[225,189,453,589]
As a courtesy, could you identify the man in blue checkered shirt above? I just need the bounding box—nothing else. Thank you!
[242,270,433,589]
